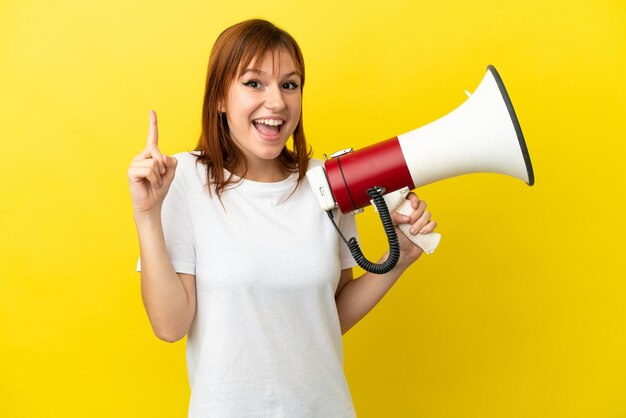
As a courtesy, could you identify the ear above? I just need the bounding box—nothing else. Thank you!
[217,100,225,113]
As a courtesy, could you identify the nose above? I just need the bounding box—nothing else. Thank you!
[264,84,286,111]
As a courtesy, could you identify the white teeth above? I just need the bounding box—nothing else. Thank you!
[254,119,284,126]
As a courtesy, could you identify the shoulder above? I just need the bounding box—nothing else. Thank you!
[167,151,207,194]
[172,151,205,177]
[173,150,201,167]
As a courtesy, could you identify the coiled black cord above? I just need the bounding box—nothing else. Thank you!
[327,187,400,275]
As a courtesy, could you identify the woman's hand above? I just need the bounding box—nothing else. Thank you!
[128,110,178,215]
[391,192,437,262]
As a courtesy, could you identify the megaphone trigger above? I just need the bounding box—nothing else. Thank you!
[370,187,410,216]
[393,197,442,255]
[371,188,442,255]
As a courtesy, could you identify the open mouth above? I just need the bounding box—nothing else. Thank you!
[253,118,284,140]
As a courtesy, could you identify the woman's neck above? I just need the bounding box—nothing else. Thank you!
[234,159,291,183]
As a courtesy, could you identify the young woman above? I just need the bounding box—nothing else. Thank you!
[128,19,436,417]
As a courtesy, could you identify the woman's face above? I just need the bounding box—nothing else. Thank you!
[222,48,302,168]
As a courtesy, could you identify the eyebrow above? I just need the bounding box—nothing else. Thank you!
[241,69,302,79]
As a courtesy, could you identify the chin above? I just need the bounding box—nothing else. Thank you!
[257,141,288,158]
[257,148,285,160]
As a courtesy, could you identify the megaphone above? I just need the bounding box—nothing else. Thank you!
[307,65,534,274]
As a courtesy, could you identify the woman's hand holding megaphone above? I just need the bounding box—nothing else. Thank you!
[128,110,178,216]
[390,192,438,260]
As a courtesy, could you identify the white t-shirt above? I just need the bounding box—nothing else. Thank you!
[138,152,359,417]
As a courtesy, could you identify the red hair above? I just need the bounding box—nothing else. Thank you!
[194,19,311,197]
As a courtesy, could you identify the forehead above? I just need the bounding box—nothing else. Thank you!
[240,48,301,77]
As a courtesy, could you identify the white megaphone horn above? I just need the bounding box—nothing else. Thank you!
[307,65,534,274]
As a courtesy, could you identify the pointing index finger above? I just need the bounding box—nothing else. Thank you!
[147,109,159,147]
[146,110,166,174]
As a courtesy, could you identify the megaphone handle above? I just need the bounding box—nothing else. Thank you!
[393,199,442,255]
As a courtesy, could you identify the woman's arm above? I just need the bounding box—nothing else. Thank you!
[135,212,196,343]
[334,193,435,335]
[129,110,196,343]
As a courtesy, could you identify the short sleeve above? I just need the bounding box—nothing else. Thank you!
[336,210,359,270]
[136,166,196,275]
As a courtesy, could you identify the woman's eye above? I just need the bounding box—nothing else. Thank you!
[243,80,261,88]
[282,81,299,90]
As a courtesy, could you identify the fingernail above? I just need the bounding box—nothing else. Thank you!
[410,227,417,235]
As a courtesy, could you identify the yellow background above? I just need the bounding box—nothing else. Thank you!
[1,0,625,417]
